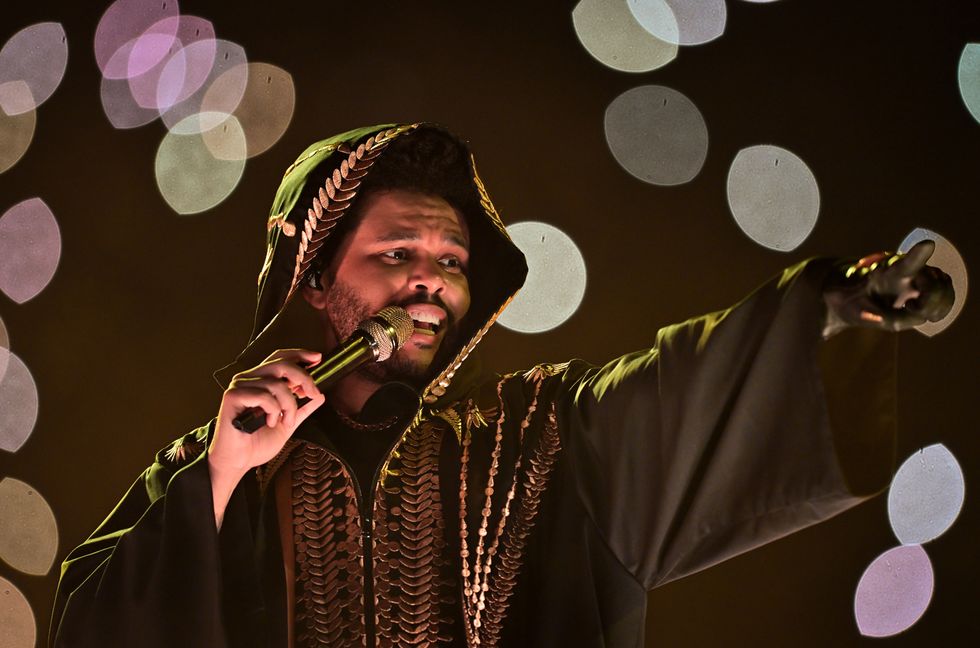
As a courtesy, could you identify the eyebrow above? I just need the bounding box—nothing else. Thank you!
[375,229,469,249]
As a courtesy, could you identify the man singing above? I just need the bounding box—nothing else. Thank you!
[51,123,953,647]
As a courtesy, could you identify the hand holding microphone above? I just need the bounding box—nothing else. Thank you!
[207,307,414,513]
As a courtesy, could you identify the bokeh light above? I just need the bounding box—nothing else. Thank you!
[572,0,678,73]
[0,22,68,114]
[604,85,708,186]
[100,73,161,129]
[125,28,183,111]
[0,349,39,453]
[95,0,180,79]
[0,85,36,174]
[887,444,965,545]
[156,28,217,112]
[0,478,58,575]
[957,44,980,126]
[161,39,247,133]
[854,544,934,637]
[0,576,35,648]
[726,144,820,251]
[628,0,727,47]
[0,316,9,381]
[497,222,587,333]
[202,62,294,159]
[127,15,215,111]
[155,114,246,214]
[0,198,61,303]
[898,228,968,337]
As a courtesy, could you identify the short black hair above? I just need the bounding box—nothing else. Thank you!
[304,125,476,281]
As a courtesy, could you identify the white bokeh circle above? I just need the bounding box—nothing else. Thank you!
[497,222,587,334]
[604,85,709,186]
[726,145,820,251]
[572,0,678,73]
[887,444,965,545]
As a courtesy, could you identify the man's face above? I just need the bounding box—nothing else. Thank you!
[305,189,472,383]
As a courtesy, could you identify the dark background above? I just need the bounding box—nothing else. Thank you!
[1,1,977,645]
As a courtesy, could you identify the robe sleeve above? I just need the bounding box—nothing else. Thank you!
[556,258,898,590]
[49,423,244,648]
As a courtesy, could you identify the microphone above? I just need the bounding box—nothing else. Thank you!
[232,306,415,433]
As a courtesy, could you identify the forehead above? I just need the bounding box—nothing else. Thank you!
[353,190,469,246]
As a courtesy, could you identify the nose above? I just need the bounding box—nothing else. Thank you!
[409,256,446,294]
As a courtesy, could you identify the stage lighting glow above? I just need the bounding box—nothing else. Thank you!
[497,222,587,334]
[0,350,37,453]
[726,145,819,251]
[854,544,934,638]
[202,62,294,159]
[957,44,980,126]
[887,444,965,545]
[628,0,726,47]
[0,22,68,114]
[95,0,180,79]
[161,39,247,134]
[0,576,35,648]
[0,198,61,303]
[0,478,58,576]
[898,228,968,337]
[100,74,160,129]
[572,0,678,73]
[0,86,35,174]
[155,114,246,214]
[156,32,217,112]
[604,85,708,186]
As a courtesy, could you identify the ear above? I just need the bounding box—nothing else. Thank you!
[301,271,330,310]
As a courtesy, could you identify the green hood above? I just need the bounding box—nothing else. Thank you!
[247,123,528,405]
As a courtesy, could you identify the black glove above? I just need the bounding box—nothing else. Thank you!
[822,240,955,338]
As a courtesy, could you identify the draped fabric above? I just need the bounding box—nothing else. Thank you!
[51,259,897,647]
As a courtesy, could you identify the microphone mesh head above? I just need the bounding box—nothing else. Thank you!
[359,306,415,361]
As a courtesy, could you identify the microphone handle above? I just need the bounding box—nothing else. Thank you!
[231,332,377,433]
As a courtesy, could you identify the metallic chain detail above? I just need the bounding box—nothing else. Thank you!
[479,402,560,646]
[458,375,552,646]
[291,443,365,647]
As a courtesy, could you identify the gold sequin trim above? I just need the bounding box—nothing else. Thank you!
[291,443,365,647]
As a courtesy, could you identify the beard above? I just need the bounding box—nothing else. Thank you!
[323,279,458,387]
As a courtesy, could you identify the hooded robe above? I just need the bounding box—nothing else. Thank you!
[51,124,896,648]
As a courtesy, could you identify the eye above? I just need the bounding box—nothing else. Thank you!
[439,256,466,274]
[380,249,408,263]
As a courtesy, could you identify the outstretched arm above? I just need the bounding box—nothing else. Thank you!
[555,250,952,591]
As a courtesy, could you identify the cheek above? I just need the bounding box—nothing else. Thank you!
[451,276,471,320]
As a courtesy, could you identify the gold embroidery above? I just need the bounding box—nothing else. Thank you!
[291,443,365,647]
[373,421,456,646]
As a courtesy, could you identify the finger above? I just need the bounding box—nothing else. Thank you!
[260,348,322,367]
[240,377,299,429]
[296,391,327,426]
[890,240,935,278]
[227,387,284,430]
[238,359,318,396]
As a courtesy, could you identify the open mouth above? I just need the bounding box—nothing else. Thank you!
[406,306,445,336]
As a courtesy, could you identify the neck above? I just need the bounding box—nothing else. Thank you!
[326,371,383,416]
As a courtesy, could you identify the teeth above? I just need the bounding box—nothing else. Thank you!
[408,310,442,326]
